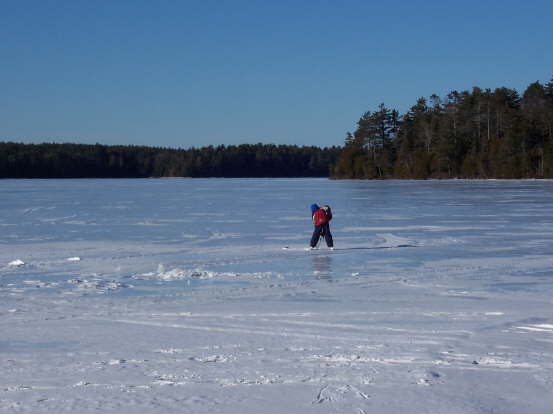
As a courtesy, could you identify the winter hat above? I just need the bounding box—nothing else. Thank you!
[310,203,319,214]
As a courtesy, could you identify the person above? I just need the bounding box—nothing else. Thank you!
[309,203,334,250]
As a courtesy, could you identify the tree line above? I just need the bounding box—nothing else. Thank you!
[0,142,340,178]
[333,77,553,179]
[4,76,553,180]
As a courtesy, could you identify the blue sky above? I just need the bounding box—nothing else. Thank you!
[1,0,552,148]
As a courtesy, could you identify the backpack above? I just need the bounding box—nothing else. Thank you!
[313,208,329,226]
[321,205,332,221]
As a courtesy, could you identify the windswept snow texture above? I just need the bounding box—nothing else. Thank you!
[2,178,553,413]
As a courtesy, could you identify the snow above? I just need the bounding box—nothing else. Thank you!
[1,178,553,413]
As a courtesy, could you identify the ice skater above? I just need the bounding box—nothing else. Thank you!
[309,203,334,250]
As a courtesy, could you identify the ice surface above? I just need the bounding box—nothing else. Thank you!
[1,178,553,413]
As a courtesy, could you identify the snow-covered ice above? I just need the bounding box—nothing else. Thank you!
[1,178,553,413]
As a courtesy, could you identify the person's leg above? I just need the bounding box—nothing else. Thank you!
[323,223,334,247]
[310,226,323,248]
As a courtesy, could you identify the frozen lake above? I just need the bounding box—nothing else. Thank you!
[2,178,553,413]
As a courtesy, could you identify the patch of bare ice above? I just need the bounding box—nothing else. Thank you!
[23,280,58,288]
[206,230,240,240]
[375,233,417,247]
[189,354,235,363]
[67,278,131,293]
[141,264,238,281]
[140,264,275,282]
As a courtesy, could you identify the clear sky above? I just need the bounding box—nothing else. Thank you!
[2,0,552,148]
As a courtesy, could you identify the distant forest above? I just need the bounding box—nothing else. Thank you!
[333,77,553,179]
[0,142,340,178]
[3,77,553,180]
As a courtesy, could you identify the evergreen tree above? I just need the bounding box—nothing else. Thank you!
[522,81,548,176]
[334,75,553,179]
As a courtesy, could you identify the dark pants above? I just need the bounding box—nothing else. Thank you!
[310,223,333,248]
